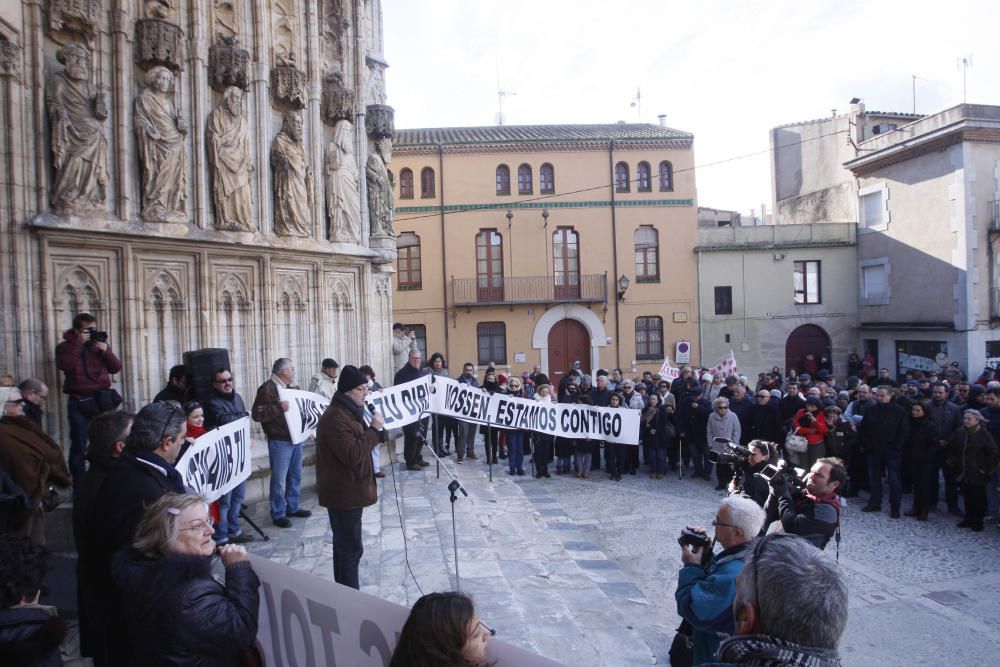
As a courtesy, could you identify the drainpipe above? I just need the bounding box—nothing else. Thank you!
[696,249,704,366]
[439,144,450,360]
[609,140,621,369]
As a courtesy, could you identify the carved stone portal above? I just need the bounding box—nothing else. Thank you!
[271,112,311,237]
[321,71,354,126]
[365,104,394,140]
[271,60,307,109]
[135,18,184,72]
[207,87,254,231]
[134,66,188,223]
[208,36,250,92]
[48,0,102,40]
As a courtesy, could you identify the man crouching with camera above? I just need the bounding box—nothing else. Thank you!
[675,496,766,665]
[764,457,847,550]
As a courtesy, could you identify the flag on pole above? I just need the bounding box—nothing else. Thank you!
[659,356,681,380]
[708,350,739,377]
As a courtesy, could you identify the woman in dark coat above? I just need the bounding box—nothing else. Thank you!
[905,402,938,521]
[114,493,260,666]
[947,410,1000,531]
[642,394,667,479]
[480,371,504,464]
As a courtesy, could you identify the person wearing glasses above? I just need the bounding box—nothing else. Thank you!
[203,368,253,544]
[114,493,260,666]
[766,457,847,550]
[674,496,766,665]
[316,365,385,589]
[16,378,48,427]
[714,534,848,666]
[708,397,741,490]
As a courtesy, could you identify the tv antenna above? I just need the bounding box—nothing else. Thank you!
[496,60,515,126]
[629,88,641,122]
[957,55,973,103]
[911,74,926,114]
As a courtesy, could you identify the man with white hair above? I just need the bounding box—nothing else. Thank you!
[675,496,765,665]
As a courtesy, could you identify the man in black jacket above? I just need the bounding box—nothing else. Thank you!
[203,367,253,544]
[926,383,962,514]
[749,389,784,443]
[153,364,189,403]
[766,457,845,549]
[778,382,806,431]
[393,349,429,470]
[859,386,909,517]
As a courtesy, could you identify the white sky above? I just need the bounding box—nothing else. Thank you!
[383,0,999,215]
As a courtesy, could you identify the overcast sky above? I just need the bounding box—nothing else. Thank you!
[383,0,998,215]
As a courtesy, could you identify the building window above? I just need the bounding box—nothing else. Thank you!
[540,163,555,194]
[475,229,504,301]
[634,225,659,282]
[659,161,673,191]
[714,286,733,315]
[496,164,511,196]
[635,316,664,361]
[399,168,414,199]
[793,260,821,304]
[860,257,891,305]
[517,164,533,195]
[420,167,435,198]
[404,324,427,360]
[637,161,651,192]
[859,183,889,231]
[615,162,630,193]
[397,232,421,289]
[553,226,580,299]
[477,322,507,365]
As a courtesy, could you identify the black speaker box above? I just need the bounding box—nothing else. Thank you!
[183,348,231,402]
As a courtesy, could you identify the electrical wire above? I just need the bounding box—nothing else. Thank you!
[384,434,426,597]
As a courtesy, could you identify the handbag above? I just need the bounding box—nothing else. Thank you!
[668,619,694,667]
[785,429,808,454]
[40,464,72,512]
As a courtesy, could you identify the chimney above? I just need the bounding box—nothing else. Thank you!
[657,114,667,127]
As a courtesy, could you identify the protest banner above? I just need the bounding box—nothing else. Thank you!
[658,356,681,380]
[707,350,739,377]
[176,417,252,503]
[249,554,565,666]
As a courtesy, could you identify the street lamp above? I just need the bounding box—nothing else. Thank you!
[617,274,630,301]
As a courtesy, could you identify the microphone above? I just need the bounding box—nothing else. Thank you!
[365,403,384,430]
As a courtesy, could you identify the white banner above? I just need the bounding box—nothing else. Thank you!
[249,554,566,666]
[176,417,252,503]
[707,350,739,377]
[658,356,681,380]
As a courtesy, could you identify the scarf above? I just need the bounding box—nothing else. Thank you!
[713,634,843,667]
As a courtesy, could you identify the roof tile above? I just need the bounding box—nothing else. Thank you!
[393,123,693,146]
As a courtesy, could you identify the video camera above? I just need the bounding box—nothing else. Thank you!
[707,437,752,467]
[85,327,108,343]
[756,463,807,493]
[677,527,712,552]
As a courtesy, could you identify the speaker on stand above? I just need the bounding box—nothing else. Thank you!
[183,348,231,402]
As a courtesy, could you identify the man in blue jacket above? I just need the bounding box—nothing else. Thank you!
[675,496,766,665]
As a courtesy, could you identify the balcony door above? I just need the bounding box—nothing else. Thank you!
[553,227,580,299]
[476,229,504,302]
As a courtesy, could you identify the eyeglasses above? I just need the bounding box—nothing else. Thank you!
[711,517,740,530]
[179,518,214,533]
[213,376,234,384]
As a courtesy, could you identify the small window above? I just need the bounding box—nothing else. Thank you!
[635,316,664,361]
[659,161,673,192]
[420,167,435,198]
[793,260,821,304]
[861,260,890,303]
[859,184,888,231]
[637,162,651,192]
[399,168,414,199]
[477,322,507,365]
[404,324,427,359]
[397,232,421,289]
[634,225,659,282]
[517,164,533,195]
[496,165,511,196]
[714,286,733,315]
[540,163,555,194]
[615,162,630,193]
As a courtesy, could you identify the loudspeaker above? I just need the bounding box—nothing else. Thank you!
[183,348,231,402]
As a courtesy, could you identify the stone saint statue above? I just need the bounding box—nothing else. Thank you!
[366,137,394,237]
[207,86,254,231]
[325,120,361,243]
[271,111,312,237]
[45,42,109,213]
[134,66,188,223]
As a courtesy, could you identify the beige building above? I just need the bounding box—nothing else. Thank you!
[695,224,857,377]
[390,124,700,383]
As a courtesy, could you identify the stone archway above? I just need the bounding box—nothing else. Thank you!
[785,324,832,376]
[531,304,607,379]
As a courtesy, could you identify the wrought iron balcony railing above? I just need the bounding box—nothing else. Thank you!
[452,273,608,307]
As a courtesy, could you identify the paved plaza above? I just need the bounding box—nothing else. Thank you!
[234,439,1000,667]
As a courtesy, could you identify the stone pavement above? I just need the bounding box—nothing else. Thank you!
[238,440,1000,666]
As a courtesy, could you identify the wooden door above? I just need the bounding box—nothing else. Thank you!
[548,319,590,380]
[476,229,504,302]
[785,324,831,376]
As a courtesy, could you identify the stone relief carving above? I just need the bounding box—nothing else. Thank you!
[325,120,361,243]
[208,36,250,92]
[48,0,102,40]
[148,269,185,310]
[134,66,188,223]
[270,112,311,237]
[213,0,240,40]
[217,272,252,310]
[56,265,103,314]
[365,56,387,106]
[45,41,109,213]
[207,86,254,232]
[321,71,354,126]
[135,2,184,71]
[365,103,394,139]
[366,136,393,238]
[320,0,348,70]
[271,58,307,109]
[271,0,300,69]
[0,38,20,79]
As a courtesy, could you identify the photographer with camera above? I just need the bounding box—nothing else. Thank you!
[728,440,777,508]
[674,496,766,665]
[764,457,846,550]
[55,312,123,486]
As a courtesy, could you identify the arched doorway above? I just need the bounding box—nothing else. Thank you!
[785,324,832,376]
[548,319,590,382]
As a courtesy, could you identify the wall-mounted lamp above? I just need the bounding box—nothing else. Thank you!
[617,274,630,301]
[505,209,514,227]
[541,208,549,227]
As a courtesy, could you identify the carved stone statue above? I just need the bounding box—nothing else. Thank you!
[270,112,311,237]
[207,86,254,232]
[134,66,188,223]
[366,137,394,237]
[325,120,360,243]
[45,42,108,213]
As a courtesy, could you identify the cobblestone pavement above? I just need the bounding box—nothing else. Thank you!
[233,440,1000,666]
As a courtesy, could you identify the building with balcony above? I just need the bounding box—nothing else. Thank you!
[390,123,700,383]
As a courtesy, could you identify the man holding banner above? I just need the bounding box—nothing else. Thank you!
[203,367,253,545]
[394,349,430,471]
[316,365,385,589]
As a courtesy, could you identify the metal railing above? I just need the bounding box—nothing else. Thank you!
[452,273,608,306]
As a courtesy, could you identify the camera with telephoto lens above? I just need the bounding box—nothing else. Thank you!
[756,463,807,493]
[677,527,712,552]
[707,437,752,467]
[85,327,108,343]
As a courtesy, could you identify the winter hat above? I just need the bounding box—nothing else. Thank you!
[964,408,987,422]
[770,389,782,399]
[498,374,508,384]
[838,390,851,400]
[322,358,340,369]
[701,372,714,382]
[805,396,823,408]
[337,365,367,393]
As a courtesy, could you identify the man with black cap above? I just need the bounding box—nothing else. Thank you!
[315,365,385,588]
[309,358,340,400]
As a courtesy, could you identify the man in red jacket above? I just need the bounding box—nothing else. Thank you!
[55,312,122,485]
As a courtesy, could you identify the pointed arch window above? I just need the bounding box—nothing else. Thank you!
[540,163,555,194]
[517,164,533,195]
[420,167,435,198]
[637,161,651,192]
[496,165,511,196]
[658,161,673,191]
[399,168,414,199]
[615,162,630,193]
